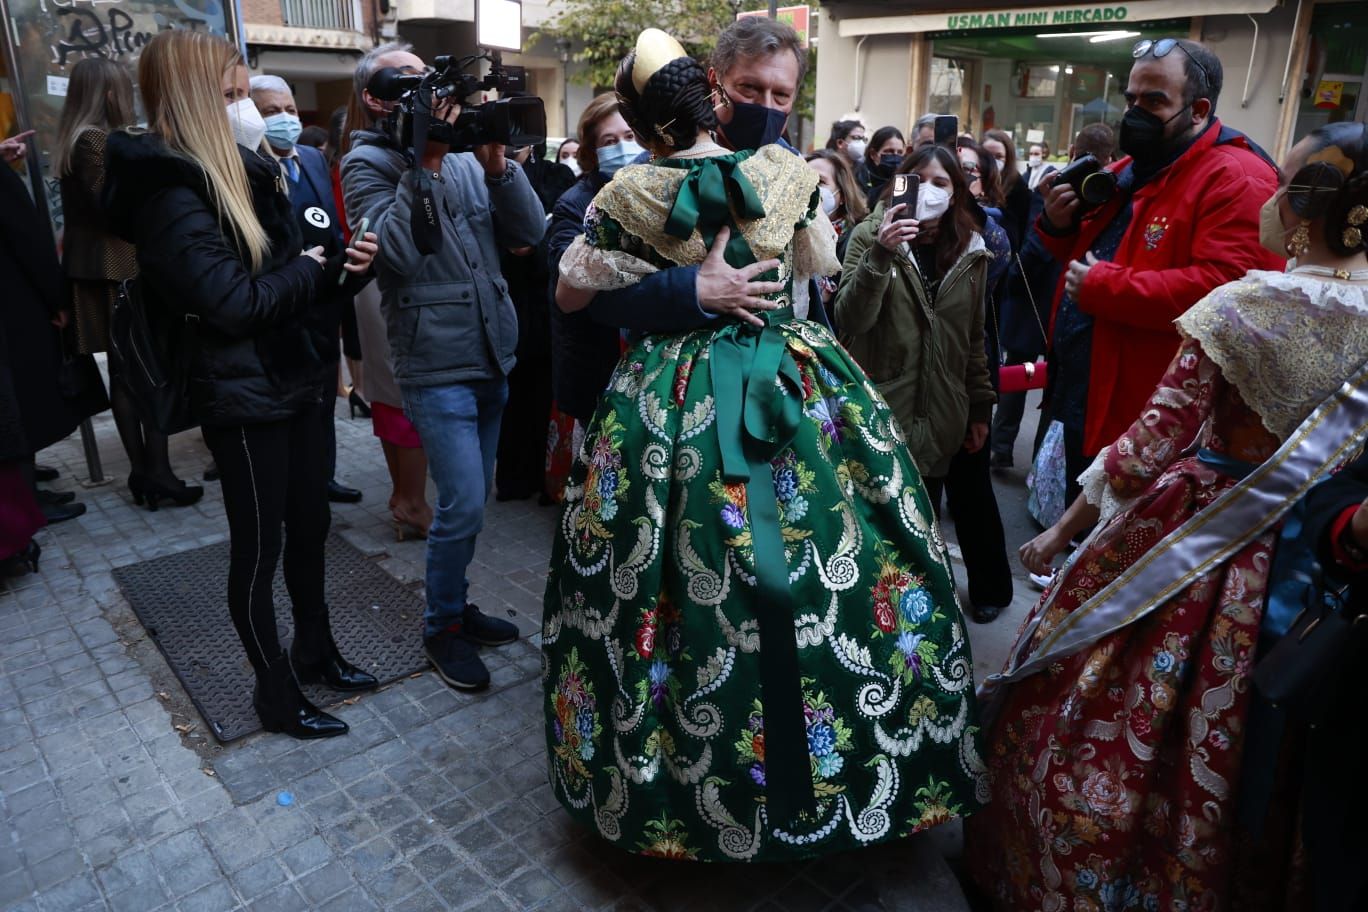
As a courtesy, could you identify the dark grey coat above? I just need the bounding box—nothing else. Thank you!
[341,131,546,387]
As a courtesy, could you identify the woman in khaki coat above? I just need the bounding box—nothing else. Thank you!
[836,143,1012,621]
[836,144,994,477]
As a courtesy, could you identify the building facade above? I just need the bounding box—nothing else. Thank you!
[815,0,1366,162]
[242,0,379,125]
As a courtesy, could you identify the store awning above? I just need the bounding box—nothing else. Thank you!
[834,0,1277,37]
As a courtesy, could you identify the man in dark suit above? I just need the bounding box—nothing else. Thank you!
[250,75,363,504]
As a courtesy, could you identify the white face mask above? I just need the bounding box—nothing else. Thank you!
[819,185,839,216]
[846,139,867,161]
[1028,153,1043,166]
[227,97,266,150]
[562,157,582,177]
[916,183,952,222]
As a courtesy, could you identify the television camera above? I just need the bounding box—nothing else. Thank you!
[366,52,547,154]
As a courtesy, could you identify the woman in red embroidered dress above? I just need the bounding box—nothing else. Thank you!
[966,123,1368,911]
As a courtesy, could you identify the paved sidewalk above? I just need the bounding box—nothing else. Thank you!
[0,395,1022,912]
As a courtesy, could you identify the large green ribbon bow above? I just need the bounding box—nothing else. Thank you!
[664,156,767,268]
[709,306,816,825]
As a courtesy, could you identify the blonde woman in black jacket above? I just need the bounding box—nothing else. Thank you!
[105,29,376,739]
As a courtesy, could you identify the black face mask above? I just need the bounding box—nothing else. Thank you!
[872,153,902,178]
[1118,103,1191,164]
[718,91,789,151]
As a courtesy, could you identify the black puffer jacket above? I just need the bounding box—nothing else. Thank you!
[104,130,331,426]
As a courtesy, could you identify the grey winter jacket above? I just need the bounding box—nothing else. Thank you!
[341,131,546,387]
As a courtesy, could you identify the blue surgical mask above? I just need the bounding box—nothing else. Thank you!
[263,112,303,151]
[718,88,788,151]
[597,139,645,176]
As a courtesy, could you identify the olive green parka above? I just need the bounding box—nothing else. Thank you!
[834,203,995,478]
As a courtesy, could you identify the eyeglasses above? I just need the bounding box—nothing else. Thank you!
[959,161,981,175]
[1132,38,1212,96]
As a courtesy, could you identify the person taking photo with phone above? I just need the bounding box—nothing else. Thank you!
[835,145,1013,621]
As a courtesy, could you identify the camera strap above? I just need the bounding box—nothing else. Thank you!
[409,86,444,255]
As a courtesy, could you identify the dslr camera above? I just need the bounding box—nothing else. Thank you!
[1053,153,1117,212]
[367,52,547,154]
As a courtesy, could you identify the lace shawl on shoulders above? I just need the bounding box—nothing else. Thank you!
[591,145,822,266]
[1175,271,1368,439]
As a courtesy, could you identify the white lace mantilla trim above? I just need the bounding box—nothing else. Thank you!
[794,206,841,279]
[1252,268,1368,312]
[558,235,660,291]
[1077,451,1135,526]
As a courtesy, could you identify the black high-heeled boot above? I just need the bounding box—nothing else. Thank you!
[135,475,204,511]
[253,655,348,739]
[290,612,378,692]
[3,541,41,575]
[347,387,371,419]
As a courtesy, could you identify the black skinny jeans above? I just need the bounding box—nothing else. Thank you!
[203,404,331,675]
[924,442,1014,610]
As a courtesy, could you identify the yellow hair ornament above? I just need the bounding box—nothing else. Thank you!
[631,28,688,94]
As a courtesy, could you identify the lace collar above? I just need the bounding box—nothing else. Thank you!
[1245,269,1368,314]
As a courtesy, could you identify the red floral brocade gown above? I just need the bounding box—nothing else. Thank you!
[965,338,1306,912]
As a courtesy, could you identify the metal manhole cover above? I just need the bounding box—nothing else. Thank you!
[112,534,428,742]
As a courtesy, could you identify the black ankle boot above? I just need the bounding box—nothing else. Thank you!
[290,612,378,692]
[253,655,348,739]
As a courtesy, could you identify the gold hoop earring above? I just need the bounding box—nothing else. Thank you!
[1287,220,1311,258]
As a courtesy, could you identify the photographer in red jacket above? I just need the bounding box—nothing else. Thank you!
[1038,38,1283,506]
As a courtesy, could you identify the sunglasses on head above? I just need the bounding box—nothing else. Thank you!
[1132,38,1212,96]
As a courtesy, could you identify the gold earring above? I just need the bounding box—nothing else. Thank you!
[1287,220,1311,258]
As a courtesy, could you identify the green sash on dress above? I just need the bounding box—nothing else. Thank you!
[710,305,815,823]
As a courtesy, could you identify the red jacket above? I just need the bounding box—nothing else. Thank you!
[1040,120,1284,455]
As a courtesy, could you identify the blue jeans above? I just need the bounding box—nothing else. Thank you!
[401,378,508,636]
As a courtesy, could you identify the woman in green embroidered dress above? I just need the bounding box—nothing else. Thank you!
[542,28,986,862]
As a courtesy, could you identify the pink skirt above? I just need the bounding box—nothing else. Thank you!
[371,401,422,449]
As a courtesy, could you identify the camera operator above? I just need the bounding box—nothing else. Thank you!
[341,42,544,692]
[1034,38,1281,510]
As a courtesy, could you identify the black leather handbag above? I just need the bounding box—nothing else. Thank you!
[1253,574,1365,720]
[108,277,197,435]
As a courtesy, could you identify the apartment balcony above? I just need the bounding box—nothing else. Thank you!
[243,0,374,51]
[281,0,356,30]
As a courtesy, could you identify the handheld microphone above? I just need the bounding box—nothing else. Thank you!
[367,67,422,102]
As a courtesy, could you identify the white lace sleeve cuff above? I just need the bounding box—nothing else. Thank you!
[793,207,842,278]
[1078,451,1133,526]
[558,235,660,291]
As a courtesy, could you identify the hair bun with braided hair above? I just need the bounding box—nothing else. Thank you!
[614,53,718,153]
[1295,120,1368,257]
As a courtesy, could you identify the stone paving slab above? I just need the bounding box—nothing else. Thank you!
[0,391,1006,911]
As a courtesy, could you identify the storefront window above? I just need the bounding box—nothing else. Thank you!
[928,57,965,123]
[0,0,231,233]
[1293,1,1367,144]
[928,19,1186,159]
